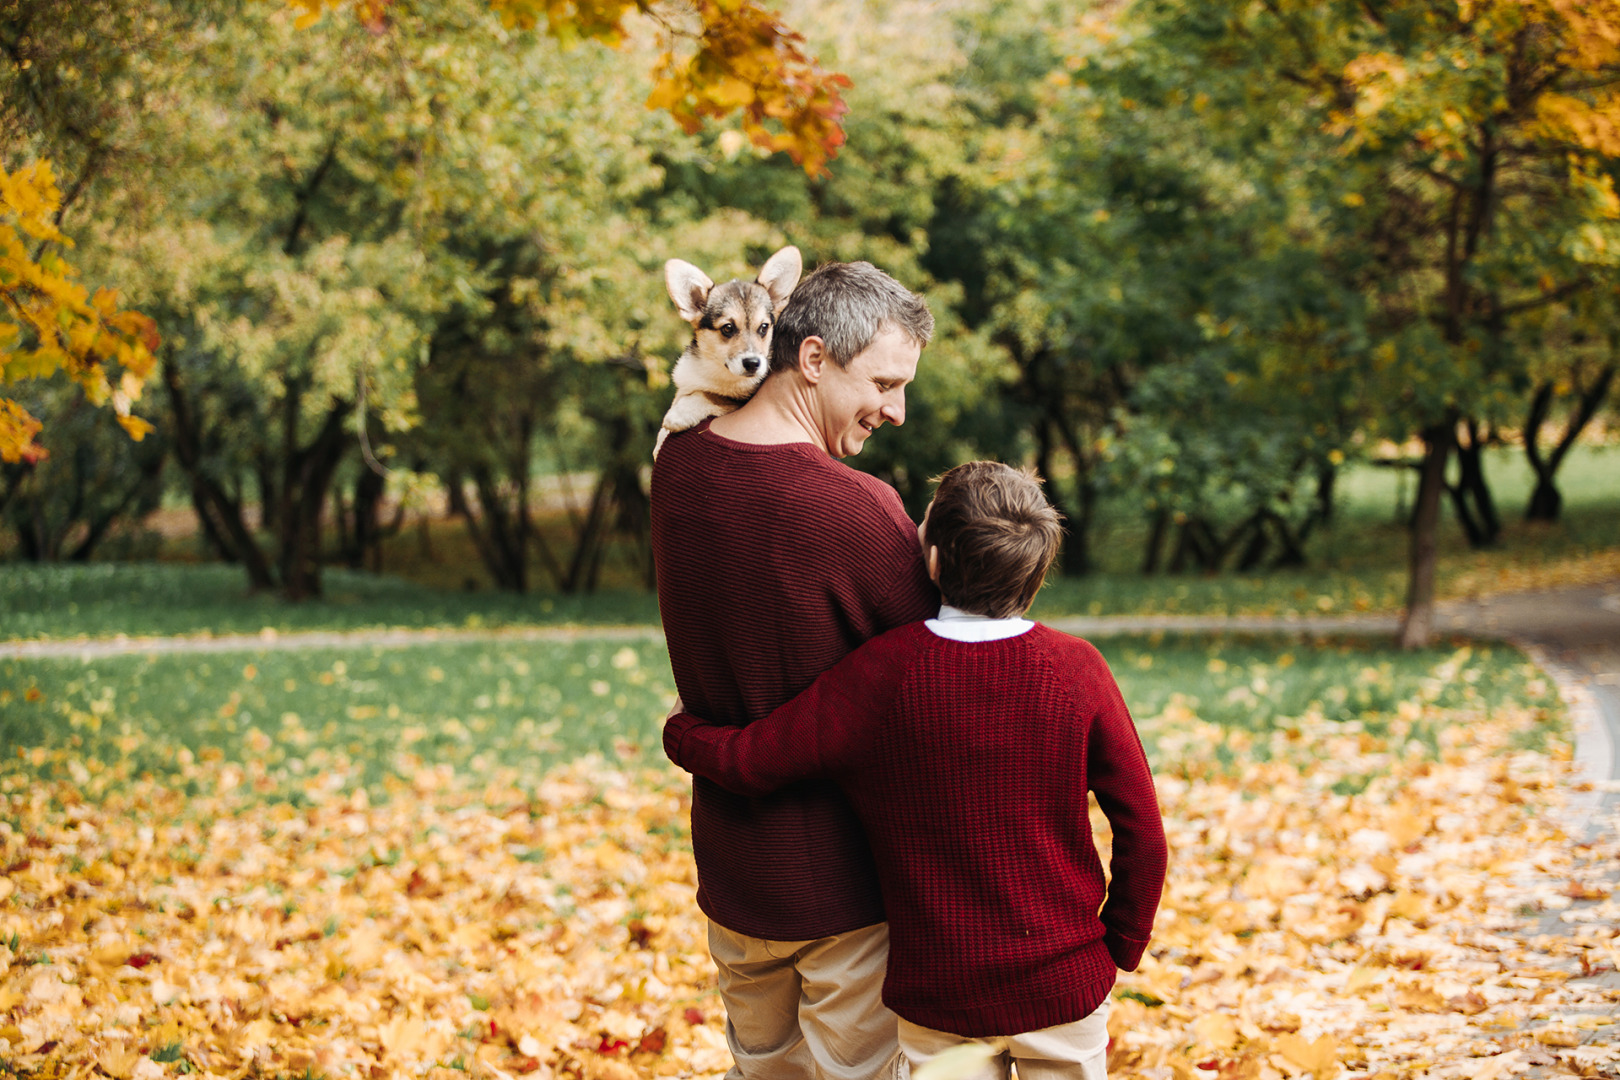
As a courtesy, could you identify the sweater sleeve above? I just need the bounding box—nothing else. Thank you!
[843,476,939,634]
[1084,652,1168,971]
[664,633,904,797]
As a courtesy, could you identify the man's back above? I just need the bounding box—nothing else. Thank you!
[651,420,936,939]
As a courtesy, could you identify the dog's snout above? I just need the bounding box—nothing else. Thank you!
[741,356,761,375]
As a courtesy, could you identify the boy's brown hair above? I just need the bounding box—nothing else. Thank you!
[924,462,1064,619]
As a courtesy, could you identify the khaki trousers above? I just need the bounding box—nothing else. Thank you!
[896,1000,1111,1080]
[707,919,903,1080]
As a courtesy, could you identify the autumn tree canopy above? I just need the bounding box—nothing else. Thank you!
[0,0,850,466]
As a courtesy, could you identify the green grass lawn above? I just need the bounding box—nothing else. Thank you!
[0,562,661,641]
[2,633,1561,801]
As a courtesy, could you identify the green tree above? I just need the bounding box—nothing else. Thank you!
[1084,0,1620,645]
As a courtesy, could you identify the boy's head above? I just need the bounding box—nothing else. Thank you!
[921,462,1063,619]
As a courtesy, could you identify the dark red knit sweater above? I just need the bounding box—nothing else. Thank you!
[650,420,938,940]
[664,621,1167,1038]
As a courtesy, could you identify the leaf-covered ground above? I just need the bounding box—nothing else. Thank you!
[2,658,1617,1080]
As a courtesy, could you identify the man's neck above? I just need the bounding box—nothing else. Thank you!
[709,373,825,451]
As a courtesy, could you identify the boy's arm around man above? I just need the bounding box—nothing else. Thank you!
[663,625,920,797]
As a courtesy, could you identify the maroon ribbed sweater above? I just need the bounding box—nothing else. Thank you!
[650,420,938,940]
[664,621,1167,1038]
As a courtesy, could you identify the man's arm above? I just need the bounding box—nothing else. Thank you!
[1084,660,1168,972]
[664,636,901,797]
[868,502,939,633]
[831,474,938,636]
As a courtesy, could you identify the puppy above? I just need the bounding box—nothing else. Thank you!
[654,245,802,459]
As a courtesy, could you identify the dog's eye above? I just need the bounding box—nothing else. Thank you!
[758,323,770,337]
[720,323,738,339]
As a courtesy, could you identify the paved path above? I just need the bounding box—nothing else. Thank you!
[5,583,1616,834]
[1423,583,1620,840]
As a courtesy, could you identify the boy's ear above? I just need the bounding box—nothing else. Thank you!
[925,546,941,585]
[756,245,802,315]
[665,259,715,324]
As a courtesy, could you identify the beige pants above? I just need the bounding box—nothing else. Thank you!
[707,919,903,1080]
[897,1000,1111,1080]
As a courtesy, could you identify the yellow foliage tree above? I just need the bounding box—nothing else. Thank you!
[3,0,846,467]
[297,0,851,177]
[0,159,158,464]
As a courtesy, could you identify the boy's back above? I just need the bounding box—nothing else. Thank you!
[665,617,1166,1039]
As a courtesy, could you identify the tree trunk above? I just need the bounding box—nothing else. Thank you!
[1314,462,1337,525]
[162,355,275,589]
[1265,511,1310,569]
[1399,425,1451,649]
[469,463,526,591]
[1141,510,1169,574]
[1045,408,1097,576]
[350,464,389,572]
[1235,528,1269,572]
[1523,364,1615,522]
[275,405,350,601]
[331,485,352,564]
[1449,417,1499,547]
[609,460,655,590]
[69,444,166,562]
[1031,418,1085,575]
[1443,472,1486,548]
[1526,475,1562,522]
[564,472,615,594]
[255,451,279,533]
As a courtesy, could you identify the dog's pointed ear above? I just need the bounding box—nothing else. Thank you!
[756,246,802,316]
[665,260,715,324]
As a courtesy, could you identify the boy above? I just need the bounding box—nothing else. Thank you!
[663,461,1168,1080]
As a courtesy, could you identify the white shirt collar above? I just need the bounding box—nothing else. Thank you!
[925,604,1035,642]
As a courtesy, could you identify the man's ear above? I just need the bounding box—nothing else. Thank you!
[926,546,941,585]
[797,336,827,383]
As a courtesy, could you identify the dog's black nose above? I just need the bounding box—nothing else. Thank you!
[741,357,760,375]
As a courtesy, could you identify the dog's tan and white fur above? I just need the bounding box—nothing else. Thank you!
[654,245,802,459]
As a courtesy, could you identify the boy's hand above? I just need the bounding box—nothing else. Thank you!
[666,694,685,720]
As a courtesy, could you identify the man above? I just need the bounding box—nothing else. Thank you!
[651,260,938,1080]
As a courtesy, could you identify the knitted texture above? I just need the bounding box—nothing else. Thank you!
[650,420,938,940]
[665,622,1168,1038]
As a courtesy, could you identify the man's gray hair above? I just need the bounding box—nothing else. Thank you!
[769,261,934,373]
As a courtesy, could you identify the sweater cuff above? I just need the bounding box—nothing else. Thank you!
[663,712,697,767]
[1105,930,1151,972]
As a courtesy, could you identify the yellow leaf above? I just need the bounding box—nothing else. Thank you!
[1275,1032,1337,1075]
[98,1047,142,1080]
[1395,983,1446,1011]
[0,399,44,464]
[1343,965,1381,994]
[1194,1012,1242,1050]
[116,414,155,441]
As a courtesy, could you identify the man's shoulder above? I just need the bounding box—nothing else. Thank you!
[815,458,910,521]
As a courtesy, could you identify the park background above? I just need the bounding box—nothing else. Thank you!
[2,1,1619,1078]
